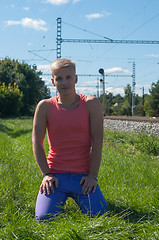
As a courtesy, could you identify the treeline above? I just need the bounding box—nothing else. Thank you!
[0,58,159,117]
[0,58,50,117]
[99,81,159,117]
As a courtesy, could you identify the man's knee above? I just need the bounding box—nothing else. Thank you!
[77,187,108,217]
[35,211,61,221]
[35,190,67,221]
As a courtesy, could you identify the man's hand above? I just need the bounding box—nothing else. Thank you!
[40,174,58,195]
[80,175,97,195]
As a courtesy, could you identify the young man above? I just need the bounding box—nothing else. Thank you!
[32,58,108,221]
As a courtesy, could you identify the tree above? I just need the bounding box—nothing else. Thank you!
[134,94,144,116]
[0,58,50,115]
[121,84,132,116]
[144,94,153,117]
[149,80,159,116]
[99,92,113,115]
[111,94,123,116]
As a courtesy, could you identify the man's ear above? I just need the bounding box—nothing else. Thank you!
[51,78,55,86]
[75,75,78,84]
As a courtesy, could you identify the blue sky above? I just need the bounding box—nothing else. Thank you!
[1,0,159,97]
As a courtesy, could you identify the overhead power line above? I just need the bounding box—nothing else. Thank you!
[27,50,52,63]
[124,11,159,40]
[30,49,56,52]
[57,17,159,58]
[62,21,112,40]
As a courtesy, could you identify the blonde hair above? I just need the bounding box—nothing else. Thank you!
[51,58,76,77]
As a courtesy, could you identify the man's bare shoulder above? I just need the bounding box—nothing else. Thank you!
[86,96,100,106]
[36,98,52,116]
[86,95,95,101]
[86,96,101,113]
[37,98,51,107]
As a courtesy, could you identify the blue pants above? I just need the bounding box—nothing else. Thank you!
[35,173,108,220]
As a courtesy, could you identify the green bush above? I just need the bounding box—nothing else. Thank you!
[0,82,23,117]
[135,133,159,156]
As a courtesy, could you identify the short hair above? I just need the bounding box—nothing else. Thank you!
[51,58,76,77]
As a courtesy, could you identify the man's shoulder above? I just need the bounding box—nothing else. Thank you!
[85,96,101,113]
[38,98,52,107]
[86,96,100,105]
[86,95,97,102]
[36,98,52,115]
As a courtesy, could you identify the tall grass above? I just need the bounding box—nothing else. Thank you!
[0,118,158,239]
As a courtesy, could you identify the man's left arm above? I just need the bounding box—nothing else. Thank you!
[80,96,103,195]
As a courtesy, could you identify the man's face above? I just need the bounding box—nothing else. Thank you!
[52,66,77,95]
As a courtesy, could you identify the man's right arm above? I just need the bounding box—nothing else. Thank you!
[32,100,50,176]
[32,100,58,195]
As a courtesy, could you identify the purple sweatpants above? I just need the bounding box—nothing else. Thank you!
[35,173,108,221]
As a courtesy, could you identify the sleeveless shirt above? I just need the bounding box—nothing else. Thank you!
[46,94,92,174]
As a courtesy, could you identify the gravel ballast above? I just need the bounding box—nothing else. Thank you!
[104,119,159,136]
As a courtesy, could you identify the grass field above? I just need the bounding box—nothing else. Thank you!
[0,118,158,240]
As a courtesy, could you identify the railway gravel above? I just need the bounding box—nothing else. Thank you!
[104,119,159,136]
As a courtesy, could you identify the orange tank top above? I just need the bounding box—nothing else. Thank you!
[46,94,91,174]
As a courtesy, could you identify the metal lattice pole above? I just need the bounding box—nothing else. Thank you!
[132,62,136,116]
[57,18,62,58]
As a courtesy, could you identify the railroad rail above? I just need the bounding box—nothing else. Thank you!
[104,116,159,123]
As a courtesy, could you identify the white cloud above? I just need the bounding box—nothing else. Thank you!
[44,78,52,86]
[86,11,112,20]
[77,80,97,85]
[23,7,30,11]
[45,0,69,5]
[104,67,129,74]
[136,84,151,88]
[7,20,21,26]
[86,13,104,20]
[6,17,48,31]
[146,53,159,58]
[76,86,96,96]
[106,87,124,95]
[41,77,56,97]
[44,0,79,5]
[37,64,51,72]
[76,85,125,96]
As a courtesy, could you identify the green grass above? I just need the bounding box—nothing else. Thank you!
[0,118,158,239]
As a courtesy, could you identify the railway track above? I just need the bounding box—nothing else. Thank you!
[104,116,159,123]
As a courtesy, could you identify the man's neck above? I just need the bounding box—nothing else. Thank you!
[57,93,79,106]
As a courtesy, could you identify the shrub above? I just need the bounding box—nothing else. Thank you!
[0,82,23,117]
[135,133,159,156]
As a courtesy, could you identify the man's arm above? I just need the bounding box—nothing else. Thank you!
[32,100,58,195]
[32,100,50,176]
[80,96,103,195]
